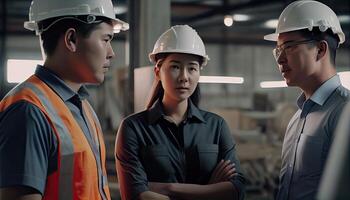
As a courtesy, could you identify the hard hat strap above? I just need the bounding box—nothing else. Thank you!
[38,15,102,34]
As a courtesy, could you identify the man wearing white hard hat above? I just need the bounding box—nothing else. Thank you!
[116,25,245,200]
[264,1,349,200]
[0,0,128,199]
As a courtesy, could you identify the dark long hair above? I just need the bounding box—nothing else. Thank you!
[146,53,202,109]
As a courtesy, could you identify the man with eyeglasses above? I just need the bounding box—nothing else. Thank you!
[264,1,350,200]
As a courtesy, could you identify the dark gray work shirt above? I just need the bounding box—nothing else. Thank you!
[277,75,350,200]
[116,99,245,200]
[0,65,105,198]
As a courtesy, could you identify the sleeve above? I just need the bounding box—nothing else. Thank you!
[218,118,246,200]
[0,101,57,194]
[328,100,349,141]
[115,118,149,200]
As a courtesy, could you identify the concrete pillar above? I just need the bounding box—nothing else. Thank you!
[128,0,170,113]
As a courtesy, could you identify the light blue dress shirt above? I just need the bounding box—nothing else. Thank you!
[277,75,350,200]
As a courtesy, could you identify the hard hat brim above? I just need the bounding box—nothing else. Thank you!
[24,21,37,31]
[264,33,278,41]
[112,18,129,31]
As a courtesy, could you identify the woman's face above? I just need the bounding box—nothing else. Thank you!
[155,53,201,103]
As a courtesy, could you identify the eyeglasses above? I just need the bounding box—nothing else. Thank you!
[272,39,316,61]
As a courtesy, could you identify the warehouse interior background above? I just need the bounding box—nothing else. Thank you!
[0,0,349,199]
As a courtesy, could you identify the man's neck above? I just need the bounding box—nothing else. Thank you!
[43,58,82,93]
[301,72,336,99]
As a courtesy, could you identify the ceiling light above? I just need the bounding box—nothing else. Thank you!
[260,81,287,88]
[233,14,250,21]
[339,15,350,23]
[264,19,279,29]
[224,15,233,27]
[114,6,127,15]
[199,76,244,84]
[260,71,350,89]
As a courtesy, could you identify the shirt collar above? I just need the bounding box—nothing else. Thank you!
[297,75,341,108]
[34,65,89,102]
[187,99,205,122]
[147,99,206,124]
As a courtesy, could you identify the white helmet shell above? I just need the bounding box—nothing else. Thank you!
[24,0,129,35]
[149,25,209,66]
[264,0,345,44]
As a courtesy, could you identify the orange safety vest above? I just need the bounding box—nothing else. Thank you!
[0,75,111,200]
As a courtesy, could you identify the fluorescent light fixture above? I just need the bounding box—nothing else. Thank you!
[7,59,43,83]
[338,71,350,90]
[224,15,233,27]
[199,76,244,84]
[264,19,278,29]
[233,14,250,21]
[260,81,287,88]
[260,71,350,89]
[114,6,127,15]
[339,15,350,23]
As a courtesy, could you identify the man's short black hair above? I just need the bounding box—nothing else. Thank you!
[298,27,340,66]
[39,16,113,56]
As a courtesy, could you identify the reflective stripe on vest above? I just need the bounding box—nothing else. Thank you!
[84,102,109,188]
[25,82,75,200]
[1,80,74,200]
[82,101,108,199]
[0,75,111,200]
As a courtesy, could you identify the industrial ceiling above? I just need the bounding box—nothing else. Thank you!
[1,0,349,47]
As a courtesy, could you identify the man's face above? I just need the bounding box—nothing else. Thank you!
[75,22,115,84]
[275,31,318,87]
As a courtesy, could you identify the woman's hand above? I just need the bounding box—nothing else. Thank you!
[208,160,237,184]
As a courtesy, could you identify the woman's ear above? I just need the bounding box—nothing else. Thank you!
[316,40,328,61]
[154,66,161,80]
[64,28,77,52]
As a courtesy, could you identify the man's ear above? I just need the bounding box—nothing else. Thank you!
[64,28,77,52]
[316,40,328,61]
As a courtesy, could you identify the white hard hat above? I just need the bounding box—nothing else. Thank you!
[264,0,345,44]
[24,0,129,35]
[149,25,209,66]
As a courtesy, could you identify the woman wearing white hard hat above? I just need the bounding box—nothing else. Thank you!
[115,25,245,200]
[264,1,350,200]
[0,0,128,199]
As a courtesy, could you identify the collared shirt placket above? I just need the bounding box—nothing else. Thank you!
[166,121,187,182]
[286,100,315,199]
